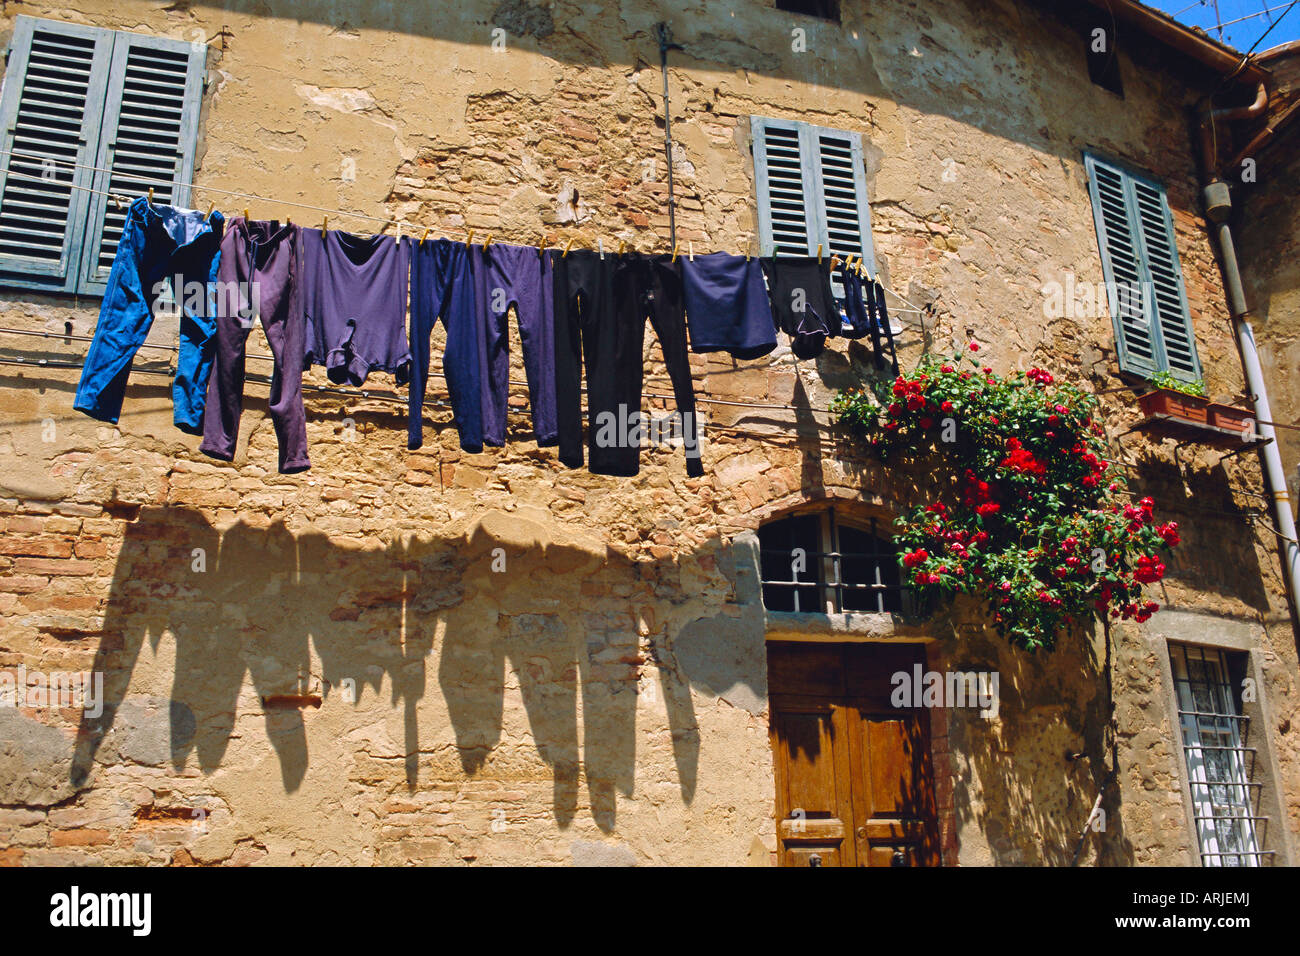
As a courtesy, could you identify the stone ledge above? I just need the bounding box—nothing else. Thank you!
[764,610,935,642]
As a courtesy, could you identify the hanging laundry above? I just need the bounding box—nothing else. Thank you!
[867,279,900,376]
[199,218,311,473]
[300,229,410,387]
[554,250,703,477]
[760,256,838,360]
[470,243,557,448]
[678,251,777,360]
[618,252,703,477]
[553,249,617,473]
[836,266,873,340]
[74,197,224,434]
[408,238,480,452]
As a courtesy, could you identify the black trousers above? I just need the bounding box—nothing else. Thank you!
[552,250,703,477]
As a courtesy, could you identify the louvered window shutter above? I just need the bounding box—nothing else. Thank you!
[752,116,878,275]
[79,32,205,294]
[0,18,112,292]
[1085,152,1200,382]
[752,116,818,257]
[1130,176,1200,379]
[808,124,877,276]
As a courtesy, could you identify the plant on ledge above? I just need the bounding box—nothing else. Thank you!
[1146,371,1206,397]
[830,344,1180,651]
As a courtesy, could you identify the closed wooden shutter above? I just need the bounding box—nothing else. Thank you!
[79,32,205,294]
[752,115,878,287]
[1130,176,1199,379]
[0,18,112,292]
[809,125,876,275]
[752,116,817,257]
[1085,152,1200,382]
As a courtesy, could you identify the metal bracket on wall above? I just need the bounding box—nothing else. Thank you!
[1217,434,1273,463]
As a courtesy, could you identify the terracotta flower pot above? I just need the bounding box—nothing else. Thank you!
[1137,388,1210,425]
[1207,402,1254,436]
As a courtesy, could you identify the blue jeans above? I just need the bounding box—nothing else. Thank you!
[74,198,225,434]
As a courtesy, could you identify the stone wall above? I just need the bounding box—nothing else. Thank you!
[0,0,1295,865]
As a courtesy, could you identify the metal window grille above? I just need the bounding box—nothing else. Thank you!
[758,509,906,614]
[1169,643,1272,866]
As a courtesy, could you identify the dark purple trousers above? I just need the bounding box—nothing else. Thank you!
[199,219,310,473]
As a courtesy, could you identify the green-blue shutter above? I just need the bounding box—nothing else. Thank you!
[807,123,876,276]
[1085,152,1200,382]
[752,115,818,256]
[0,17,112,292]
[79,31,205,294]
[752,115,878,275]
[1130,175,1200,380]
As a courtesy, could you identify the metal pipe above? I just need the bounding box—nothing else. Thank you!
[1206,200,1300,627]
[655,22,683,249]
[1225,96,1300,172]
[1212,80,1269,122]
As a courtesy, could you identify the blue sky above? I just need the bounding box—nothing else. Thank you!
[1148,0,1300,52]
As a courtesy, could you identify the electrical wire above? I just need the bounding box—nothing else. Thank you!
[1234,0,1298,52]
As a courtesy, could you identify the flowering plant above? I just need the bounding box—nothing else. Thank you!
[830,344,1179,651]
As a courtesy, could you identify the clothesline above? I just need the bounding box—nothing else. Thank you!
[0,147,934,317]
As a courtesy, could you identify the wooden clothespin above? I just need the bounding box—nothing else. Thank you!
[466,229,474,247]
[830,255,841,271]
[563,237,574,257]
[483,233,492,249]
[243,207,250,221]
[420,228,430,244]
[147,187,154,205]
[671,241,679,263]
[205,202,215,221]
[322,215,329,233]
[816,243,823,263]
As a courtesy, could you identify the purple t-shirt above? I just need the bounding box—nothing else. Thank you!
[301,228,411,386]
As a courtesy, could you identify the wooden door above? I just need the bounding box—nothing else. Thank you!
[769,642,940,867]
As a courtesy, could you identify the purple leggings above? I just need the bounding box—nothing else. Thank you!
[199,219,310,473]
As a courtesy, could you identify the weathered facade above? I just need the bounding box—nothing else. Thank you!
[0,0,1296,866]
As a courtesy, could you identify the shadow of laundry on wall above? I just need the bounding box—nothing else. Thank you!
[69,503,737,831]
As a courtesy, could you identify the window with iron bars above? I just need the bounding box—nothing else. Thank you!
[1169,642,1272,866]
[757,508,908,614]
